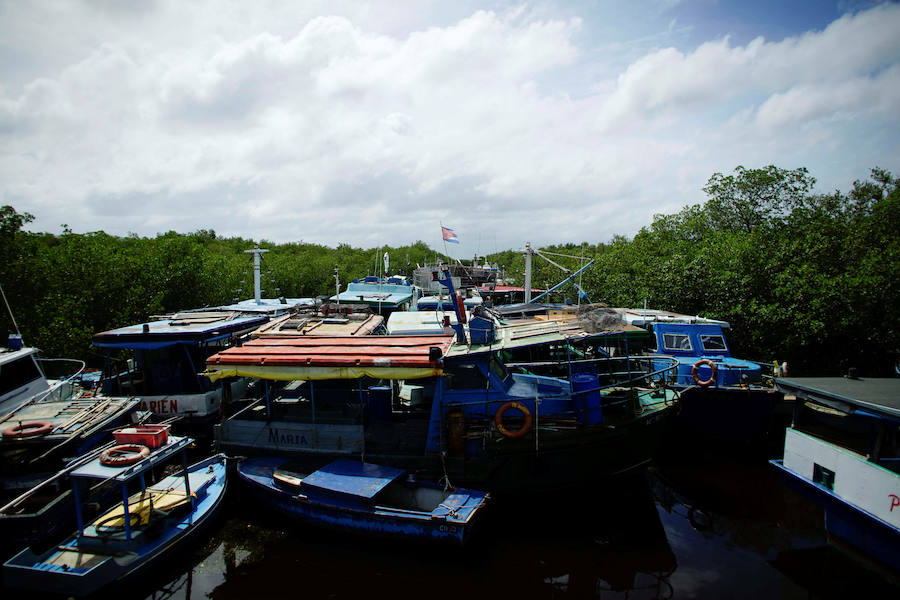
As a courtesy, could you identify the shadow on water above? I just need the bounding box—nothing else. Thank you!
[651,433,900,599]
[116,471,677,600]
[15,439,899,599]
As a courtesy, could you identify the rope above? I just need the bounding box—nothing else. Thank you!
[437,503,459,518]
[439,451,453,491]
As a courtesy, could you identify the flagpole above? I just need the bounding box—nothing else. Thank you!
[440,221,450,263]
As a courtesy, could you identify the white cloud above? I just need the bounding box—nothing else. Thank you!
[0,1,898,254]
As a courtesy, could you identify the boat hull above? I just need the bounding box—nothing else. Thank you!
[770,426,900,572]
[221,402,674,494]
[237,458,487,545]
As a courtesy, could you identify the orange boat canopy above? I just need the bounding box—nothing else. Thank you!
[203,335,452,382]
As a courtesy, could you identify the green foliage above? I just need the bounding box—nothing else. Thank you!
[586,165,898,376]
[1,166,896,376]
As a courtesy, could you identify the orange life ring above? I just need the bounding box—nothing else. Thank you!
[494,401,533,438]
[691,359,718,387]
[2,420,54,438]
[100,444,150,467]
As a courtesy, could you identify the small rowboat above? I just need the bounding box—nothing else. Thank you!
[237,457,489,545]
[3,435,227,596]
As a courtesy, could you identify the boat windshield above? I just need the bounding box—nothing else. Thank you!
[700,335,727,352]
[0,355,42,397]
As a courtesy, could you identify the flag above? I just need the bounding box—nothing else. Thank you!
[441,226,459,244]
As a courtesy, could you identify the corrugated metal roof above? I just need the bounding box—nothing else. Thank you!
[206,335,453,368]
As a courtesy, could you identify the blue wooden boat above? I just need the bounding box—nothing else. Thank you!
[2,435,227,597]
[618,309,782,444]
[770,377,900,573]
[238,457,489,545]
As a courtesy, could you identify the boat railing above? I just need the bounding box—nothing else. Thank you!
[31,357,87,403]
[504,353,679,390]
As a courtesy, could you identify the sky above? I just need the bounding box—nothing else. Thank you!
[1,0,898,258]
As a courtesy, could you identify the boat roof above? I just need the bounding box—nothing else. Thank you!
[0,345,39,366]
[477,286,544,293]
[93,312,268,349]
[204,335,451,382]
[205,297,316,314]
[612,308,730,328]
[386,311,460,335]
[251,311,384,338]
[447,318,650,357]
[775,377,900,420]
[70,435,192,481]
[330,282,414,307]
[416,295,483,307]
[300,459,405,500]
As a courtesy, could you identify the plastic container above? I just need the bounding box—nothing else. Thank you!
[468,316,495,345]
[571,373,603,425]
[113,424,170,448]
[367,386,392,421]
[7,334,22,351]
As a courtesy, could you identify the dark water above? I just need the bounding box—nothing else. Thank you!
[7,444,900,599]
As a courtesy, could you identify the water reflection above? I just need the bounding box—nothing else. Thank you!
[116,448,900,600]
[126,472,674,600]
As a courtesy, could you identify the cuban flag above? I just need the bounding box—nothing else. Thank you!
[441,226,459,244]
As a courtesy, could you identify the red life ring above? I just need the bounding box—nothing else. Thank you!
[2,420,54,438]
[691,359,718,387]
[100,444,150,467]
[494,401,533,438]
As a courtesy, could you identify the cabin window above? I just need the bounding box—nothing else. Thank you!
[0,356,42,397]
[700,335,727,352]
[662,334,692,351]
[813,464,835,490]
[488,357,508,382]
[444,363,487,390]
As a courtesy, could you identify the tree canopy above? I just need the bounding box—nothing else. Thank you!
[1,165,897,377]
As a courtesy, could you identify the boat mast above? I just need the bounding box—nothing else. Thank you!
[523,242,533,304]
[244,246,269,305]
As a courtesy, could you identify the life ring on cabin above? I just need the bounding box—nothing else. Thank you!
[494,401,533,438]
[100,444,150,467]
[691,359,718,387]
[2,420,54,438]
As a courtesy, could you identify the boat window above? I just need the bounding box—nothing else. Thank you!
[662,334,692,351]
[0,356,42,397]
[444,363,487,390]
[700,335,727,352]
[489,356,509,384]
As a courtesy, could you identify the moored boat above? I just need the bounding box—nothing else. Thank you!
[2,433,227,597]
[770,376,900,573]
[237,457,488,545]
[208,269,678,493]
[614,308,783,444]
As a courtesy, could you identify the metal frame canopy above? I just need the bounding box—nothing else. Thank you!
[204,335,452,382]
